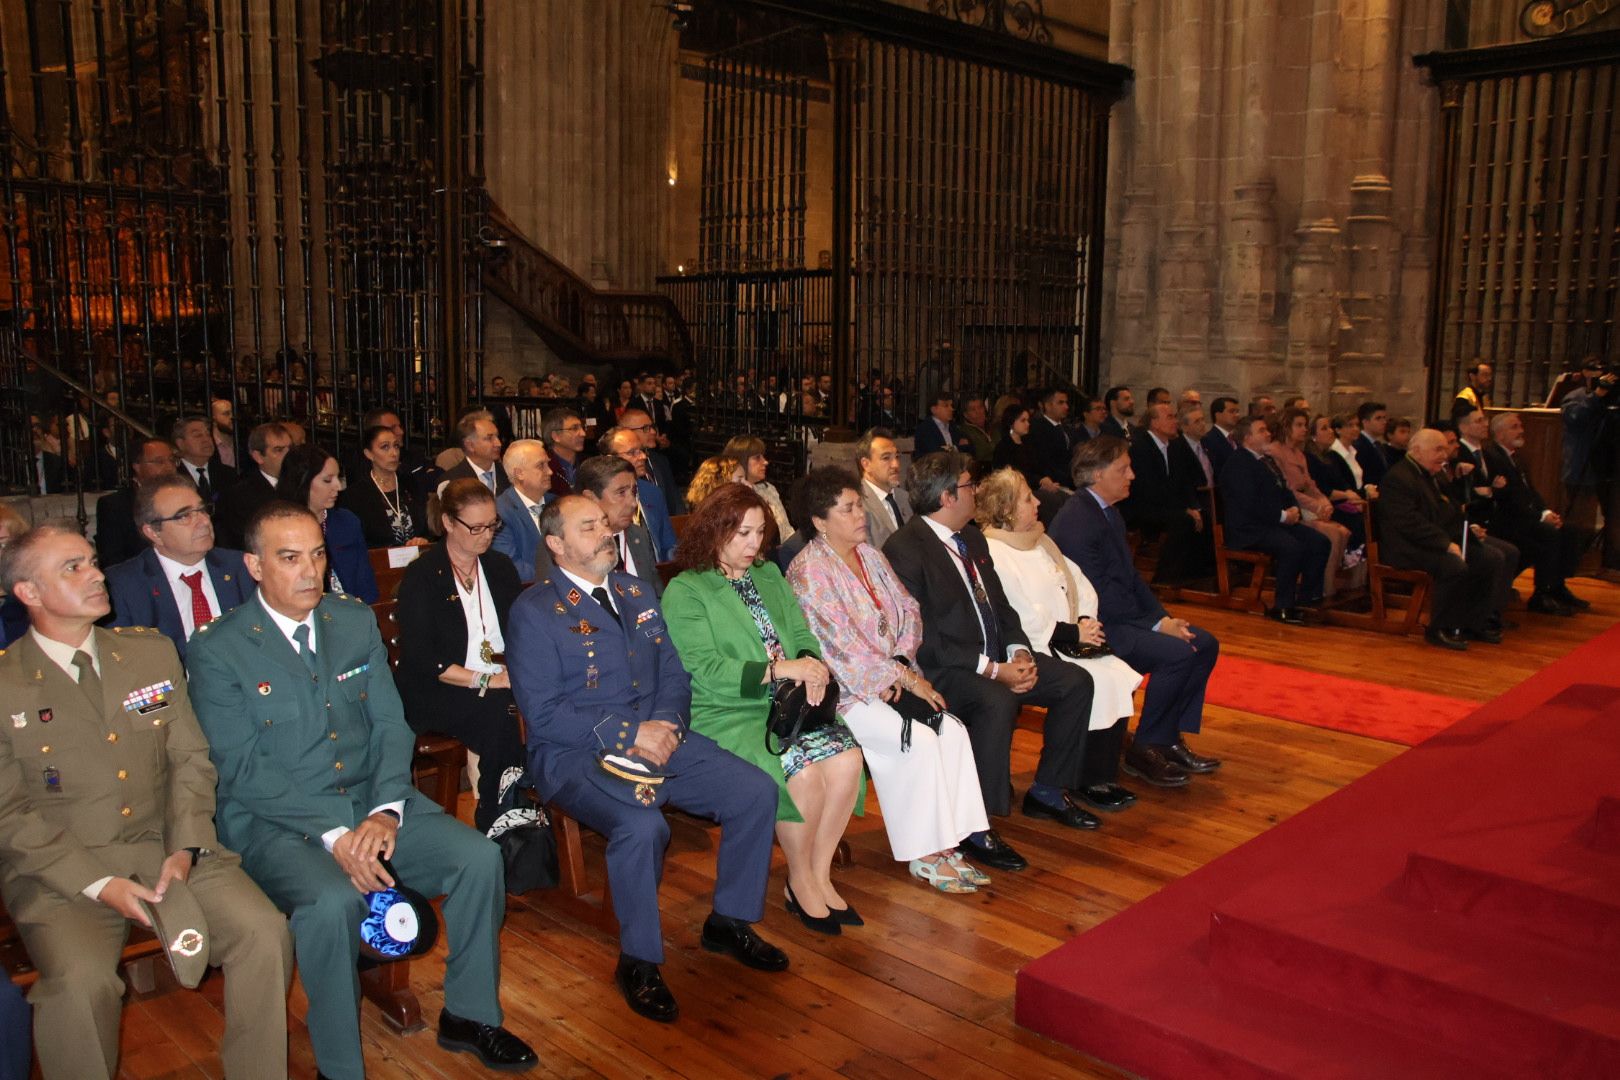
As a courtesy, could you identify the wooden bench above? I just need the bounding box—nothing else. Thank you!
[368,545,423,603]
[1210,490,1272,613]
[370,600,469,816]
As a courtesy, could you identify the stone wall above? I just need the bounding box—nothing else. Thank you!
[1102,0,1450,421]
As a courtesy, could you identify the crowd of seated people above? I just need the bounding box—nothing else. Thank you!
[2,362,1601,1079]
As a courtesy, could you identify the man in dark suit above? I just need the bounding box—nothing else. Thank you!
[1026,387,1075,492]
[1218,417,1332,624]
[1486,411,1586,615]
[1052,436,1222,787]
[94,437,177,567]
[600,427,678,561]
[214,422,292,550]
[507,495,786,1023]
[1121,403,1209,584]
[542,409,588,498]
[1073,394,1107,443]
[188,503,536,1078]
[884,451,1097,873]
[104,475,256,661]
[1202,396,1241,478]
[632,373,666,432]
[619,409,686,515]
[440,409,508,495]
[171,415,237,503]
[1101,385,1136,440]
[913,392,976,457]
[534,455,663,597]
[1354,401,1391,486]
[1378,429,1516,650]
[492,439,553,582]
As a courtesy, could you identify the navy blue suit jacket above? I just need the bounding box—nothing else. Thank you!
[638,477,678,562]
[492,486,545,582]
[104,546,256,661]
[1050,489,1168,631]
[1219,450,1296,549]
[323,507,379,603]
[914,417,973,457]
[1354,432,1389,486]
[1202,427,1238,479]
[506,570,691,801]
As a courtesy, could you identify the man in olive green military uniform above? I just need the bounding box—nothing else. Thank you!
[186,502,536,1080]
[0,523,291,1079]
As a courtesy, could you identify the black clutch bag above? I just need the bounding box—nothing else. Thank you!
[1049,620,1113,660]
[891,687,945,751]
[766,659,842,756]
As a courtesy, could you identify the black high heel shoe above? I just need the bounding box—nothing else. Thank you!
[826,901,863,927]
[784,881,842,936]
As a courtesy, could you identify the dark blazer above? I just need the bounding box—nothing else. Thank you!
[491,486,545,582]
[394,543,523,729]
[1376,456,1463,572]
[214,471,275,551]
[638,477,678,562]
[993,435,1043,493]
[1203,426,1238,479]
[1026,415,1074,488]
[547,451,579,498]
[440,457,509,496]
[646,449,686,515]
[1484,444,1549,540]
[883,516,1030,679]
[1100,416,1134,441]
[1354,432,1389,486]
[914,417,974,457]
[179,459,237,503]
[1051,489,1168,631]
[93,485,149,567]
[0,594,28,648]
[104,546,256,661]
[534,519,663,598]
[1122,431,1198,528]
[1218,449,1296,549]
[322,507,379,603]
[339,473,428,548]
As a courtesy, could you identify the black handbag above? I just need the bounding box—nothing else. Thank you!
[486,766,558,895]
[765,663,842,756]
[1049,619,1113,660]
[889,655,946,751]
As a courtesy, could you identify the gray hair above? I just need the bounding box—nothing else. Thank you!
[134,474,203,530]
[1488,412,1518,439]
[455,409,494,449]
[906,450,971,515]
[0,520,83,595]
[576,454,635,497]
[1070,435,1129,488]
[502,438,547,472]
[541,408,581,448]
[171,414,210,442]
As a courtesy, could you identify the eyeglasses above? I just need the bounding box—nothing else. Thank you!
[150,504,213,527]
[451,515,504,536]
[955,481,978,492]
[622,421,654,433]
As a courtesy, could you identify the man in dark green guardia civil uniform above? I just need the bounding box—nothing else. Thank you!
[0,523,291,1079]
[187,502,536,1080]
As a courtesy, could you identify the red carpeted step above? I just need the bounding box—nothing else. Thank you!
[1594,797,1620,854]
[1401,821,1620,954]
[1207,896,1620,1076]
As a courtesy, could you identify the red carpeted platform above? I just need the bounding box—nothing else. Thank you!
[1016,625,1620,1079]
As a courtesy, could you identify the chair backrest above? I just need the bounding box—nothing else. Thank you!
[669,514,690,543]
[1364,496,1384,564]
[369,545,421,601]
[371,599,402,668]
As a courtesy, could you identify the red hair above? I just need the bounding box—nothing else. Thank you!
[674,482,771,572]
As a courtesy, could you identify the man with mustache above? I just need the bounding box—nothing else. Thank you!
[0,524,290,1079]
[507,495,786,1023]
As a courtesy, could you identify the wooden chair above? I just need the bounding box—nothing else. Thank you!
[1363,496,1432,634]
[669,514,690,543]
[371,599,468,816]
[368,545,422,602]
[1210,490,1271,613]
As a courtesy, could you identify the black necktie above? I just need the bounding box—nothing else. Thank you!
[886,491,905,526]
[592,586,618,621]
[1261,454,1290,492]
[195,465,211,501]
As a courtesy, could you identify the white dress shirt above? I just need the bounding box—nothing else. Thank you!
[156,551,222,639]
[1184,433,1214,486]
[864,478,900,528]
[455,561,505,673]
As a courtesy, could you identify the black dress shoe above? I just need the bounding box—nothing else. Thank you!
[783,882,841,936]
[1554,586,1591,610]
[701,913,791,970]
[826,903,864,927]
[1466,625,1504,644]
[1265,606,1307,626]
[1165,740,1221,774]
[614,955,679,1023]
[1528,592,1575,616]
[1077,783,1134,811]
[437,1008,540,1070]
[958,829,1029,871]
[1425,627,1469,650]
[1122,744,1192,787]
[1021,791,1101,829]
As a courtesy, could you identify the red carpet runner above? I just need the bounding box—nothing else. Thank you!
[1016,625,1620,1079]
[1203,655,1478,745]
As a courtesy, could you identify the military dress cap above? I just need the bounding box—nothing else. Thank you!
[135,878,211,989]
[357,859,440,964]
[590,747,674,809]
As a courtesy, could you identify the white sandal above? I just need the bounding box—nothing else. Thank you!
[909,856,977,893]
[947,851,991,887]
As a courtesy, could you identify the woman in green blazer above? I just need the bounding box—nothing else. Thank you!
[664,483,865,936]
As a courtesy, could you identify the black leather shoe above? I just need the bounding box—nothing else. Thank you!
[1077,783,1135,811]
[783,882,841,936]
[1265,606,1307,626]
[1021,791,1101,829]
[1166,740,1222,774]
[614,956,679,1023]
[1122,745,1192,787]
[958,829,1028,871]
[1528,592,1575,616]
[437,1008,540,1070]
[1466,625,1504,645]
[1554,586,1591,610]
[701,913,791,970]
[1424,627,1469,651]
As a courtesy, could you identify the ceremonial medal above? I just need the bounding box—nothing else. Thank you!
[257,682,271,695]
[480,639,495,665]
[38,707,52,724]
[634,782,656,806]
[877,612,889,637]
[42,766,61,793]
[972,582,990,604]
[585,664,600,690]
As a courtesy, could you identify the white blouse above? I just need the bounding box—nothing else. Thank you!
[456,561,505,673]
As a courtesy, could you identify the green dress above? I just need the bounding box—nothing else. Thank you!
[663,560,861,822]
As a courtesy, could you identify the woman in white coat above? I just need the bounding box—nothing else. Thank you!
[977,468,1144,813]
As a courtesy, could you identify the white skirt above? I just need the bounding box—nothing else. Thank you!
[839,698,990,863]
[1053,651,1143,731]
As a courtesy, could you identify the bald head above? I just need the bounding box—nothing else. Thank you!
[1408,428,1450,474]
[503,438,553,502]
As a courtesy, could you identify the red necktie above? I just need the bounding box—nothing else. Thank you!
[180,570,213,633]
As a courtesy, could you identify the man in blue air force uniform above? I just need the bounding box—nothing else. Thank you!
[186,502,536,1080]
[506,495,787,1024]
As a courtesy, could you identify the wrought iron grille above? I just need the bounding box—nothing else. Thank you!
[1418,32,1620,408]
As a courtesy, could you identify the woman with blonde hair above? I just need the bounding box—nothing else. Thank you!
[975,467,1143,812]
[685,454,744,510]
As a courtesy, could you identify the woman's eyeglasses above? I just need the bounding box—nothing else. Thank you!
[451,515,504,536]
